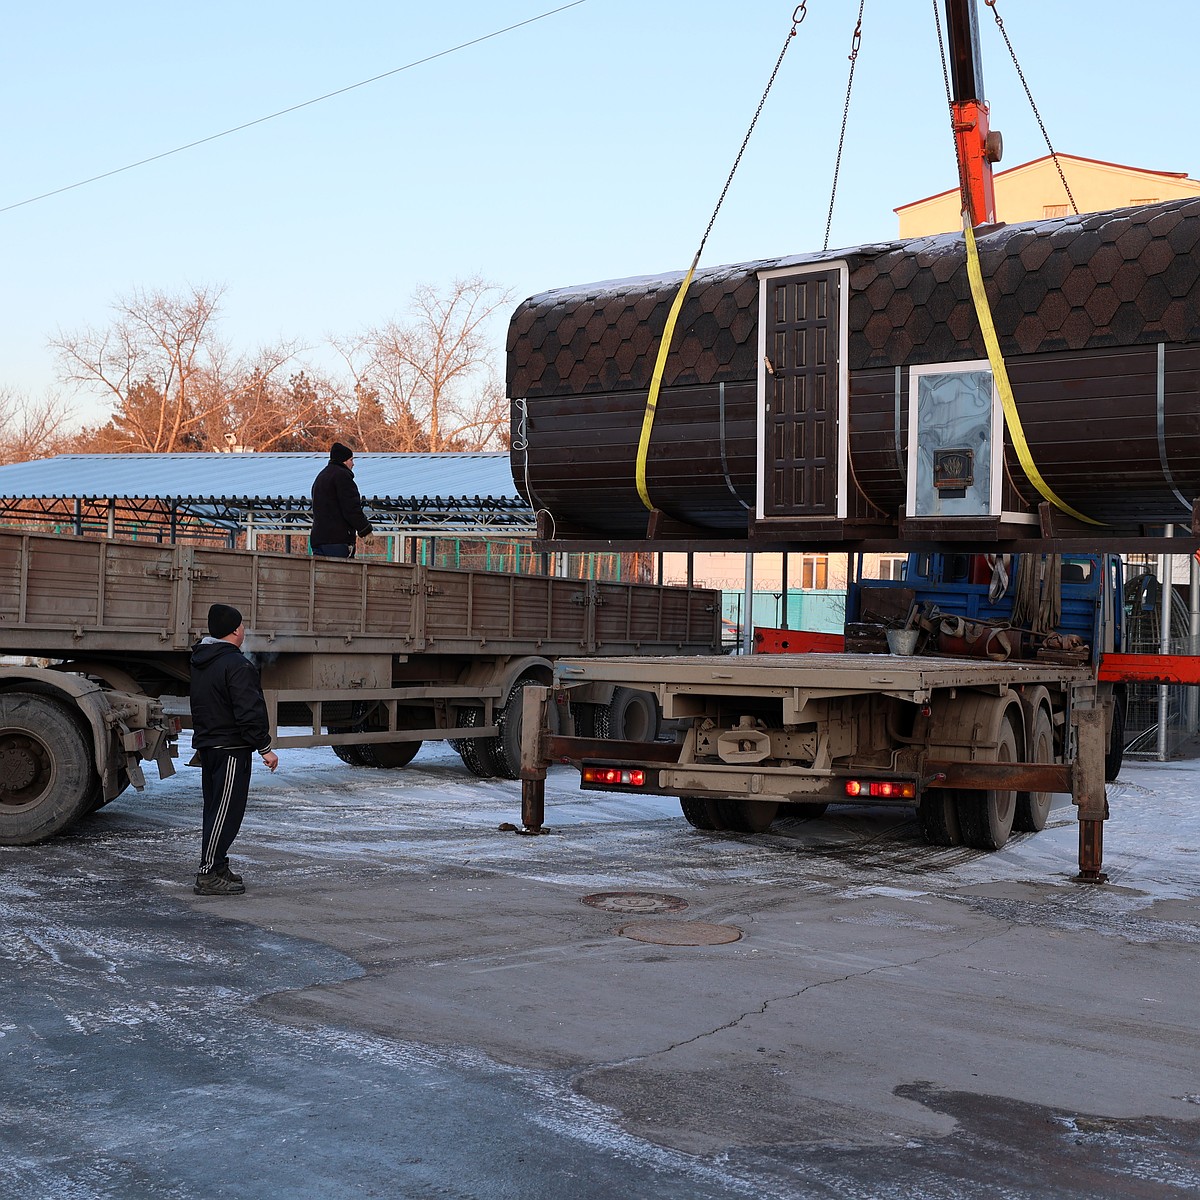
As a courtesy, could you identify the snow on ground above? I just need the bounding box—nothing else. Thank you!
[118,731,1200,912]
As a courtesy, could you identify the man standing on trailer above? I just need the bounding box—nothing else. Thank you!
[190,603,279,896]
[310,441,373,558]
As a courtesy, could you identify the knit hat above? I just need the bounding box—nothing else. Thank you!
[330,442,354,464]
[208,603,243,639]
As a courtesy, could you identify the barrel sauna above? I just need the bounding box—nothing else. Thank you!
[507,199,1200,543]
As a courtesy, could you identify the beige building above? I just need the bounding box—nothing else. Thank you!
[896,153,1200,238]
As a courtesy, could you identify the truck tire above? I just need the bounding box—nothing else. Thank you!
[453,707,497,779]
[716,798,779,832]
[606,688,659,743]
[1014,708,1054,832]
[679,797,727,831]
[919,791,963,846]
[1104,698,1125,783]
[332,743,369,766]
[492,677,546,781]
[0,693,97,845]
[572,702,610,740]
[957,719,1019,850]
[791,802,829,820]
[359,740,422,768]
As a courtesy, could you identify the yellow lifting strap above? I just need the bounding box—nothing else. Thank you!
[635,262,696,511]
[632,5,809,513]
[961,214,1103,527]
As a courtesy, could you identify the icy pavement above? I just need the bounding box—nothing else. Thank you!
[1,736,1198,1198]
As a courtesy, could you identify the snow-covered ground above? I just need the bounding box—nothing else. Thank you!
[127,731,1200,912]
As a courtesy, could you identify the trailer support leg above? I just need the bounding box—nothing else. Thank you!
[517,684,550,834]
[1076,818,1106,884]
[521,777,545,833]
[1071,706,1109,884]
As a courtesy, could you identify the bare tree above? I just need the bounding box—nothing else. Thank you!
[0,387,74,463]
[336,276,513,452]
[52,285,230,452]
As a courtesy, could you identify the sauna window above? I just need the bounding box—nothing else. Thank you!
[907,362,999,518]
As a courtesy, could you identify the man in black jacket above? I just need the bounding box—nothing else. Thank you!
[190,603,279,896]
[310,441,373,557]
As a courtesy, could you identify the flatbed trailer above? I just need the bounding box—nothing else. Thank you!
[0,530,719,844]
[518,646,1114,882]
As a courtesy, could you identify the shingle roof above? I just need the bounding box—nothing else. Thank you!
[506,198,1200,399]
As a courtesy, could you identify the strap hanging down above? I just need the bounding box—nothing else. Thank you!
[635,4,808,512]
[961,215,1102,527]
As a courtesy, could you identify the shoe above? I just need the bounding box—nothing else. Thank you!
[194,871,246,896]
[216,861,243,884]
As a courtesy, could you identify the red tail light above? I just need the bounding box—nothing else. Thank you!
[582,766,646,787]
[844,779,915,799]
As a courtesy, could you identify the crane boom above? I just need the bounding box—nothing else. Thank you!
[945,0,1003,225]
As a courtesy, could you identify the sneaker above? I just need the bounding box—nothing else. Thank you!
[216,861,243,884]
[194,871,246,896]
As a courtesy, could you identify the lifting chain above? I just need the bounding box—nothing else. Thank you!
[824,1,866,251]
[984,0,1079,215]
[635,4,809,511]
[695,3,808,259]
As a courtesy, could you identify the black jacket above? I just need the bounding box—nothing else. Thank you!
[189,639,273,753]
[310,461,373,546]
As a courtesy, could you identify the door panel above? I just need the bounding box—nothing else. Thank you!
[763,270,840,516]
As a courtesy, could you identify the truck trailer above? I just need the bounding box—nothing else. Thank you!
[0,529,719,846]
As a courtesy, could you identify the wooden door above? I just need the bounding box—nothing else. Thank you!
[762,269,840,516]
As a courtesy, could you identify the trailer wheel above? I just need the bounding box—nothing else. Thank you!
[331,742,369,766]
[679,797,727,831]
[360,740,422,768]
[1014,708,1054,832]
[1104,698,1125,783]
[0,693,97,845]
[957,719,1019,850]
[492,677,552,781]
[606,688,659,743]
[716,798,779,832]
[452,707,497,779]
[572,702,610,740]
[918,791,963,846]
[791,802,829,820]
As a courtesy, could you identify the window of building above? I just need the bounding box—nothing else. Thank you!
[1043,204,1069,218]
[1130,197,1159,206]
[798,554,829,590]
[877,556,907,581]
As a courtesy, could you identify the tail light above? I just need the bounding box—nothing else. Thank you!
[844,779,915,799]
[581,765,647,787]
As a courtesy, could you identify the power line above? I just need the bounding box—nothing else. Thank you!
[1,1,586,215]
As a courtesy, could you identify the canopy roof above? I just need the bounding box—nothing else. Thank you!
[0,452,534,540]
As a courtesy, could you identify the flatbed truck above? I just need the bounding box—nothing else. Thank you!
[517,552,1167,882]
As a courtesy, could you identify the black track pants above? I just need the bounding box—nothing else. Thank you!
[199,747,253,873]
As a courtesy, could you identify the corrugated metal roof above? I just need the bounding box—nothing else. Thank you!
[0,452,534,538]
[0,452,520,505]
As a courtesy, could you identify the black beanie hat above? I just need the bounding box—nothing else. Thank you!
[208,603,243,639]
[330,442,354,464]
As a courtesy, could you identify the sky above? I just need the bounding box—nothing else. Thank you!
[3,0,1195,427]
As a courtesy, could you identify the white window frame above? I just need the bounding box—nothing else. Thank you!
[905,358,1035,525]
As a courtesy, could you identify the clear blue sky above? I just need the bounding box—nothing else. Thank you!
[3,1,1194,422]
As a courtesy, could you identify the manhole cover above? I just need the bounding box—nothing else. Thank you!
[617,919,743,946]
[581,891,688,914]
